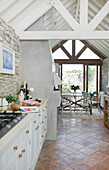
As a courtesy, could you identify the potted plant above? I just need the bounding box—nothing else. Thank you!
[6,94,18,103]
[71,85,79,92]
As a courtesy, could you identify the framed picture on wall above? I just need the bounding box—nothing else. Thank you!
[0,43,15,74]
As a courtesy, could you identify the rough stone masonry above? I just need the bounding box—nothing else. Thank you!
[0,18,20,96]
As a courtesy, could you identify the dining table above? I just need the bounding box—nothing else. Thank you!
[62,92,92,114]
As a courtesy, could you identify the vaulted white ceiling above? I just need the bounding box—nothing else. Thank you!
[0,0,109,58]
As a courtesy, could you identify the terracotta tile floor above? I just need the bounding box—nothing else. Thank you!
[35,118,109,170]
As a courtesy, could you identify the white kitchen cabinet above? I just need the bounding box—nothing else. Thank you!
[18,137,30,170]
[6,156,18,170]
[0,100,48,170]
[31,114,40,169]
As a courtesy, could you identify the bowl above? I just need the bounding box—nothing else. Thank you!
[11,103,20,111]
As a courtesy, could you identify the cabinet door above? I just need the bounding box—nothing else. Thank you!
[6,156,18,170]
[18,137,30,170]
[31,124,40,169]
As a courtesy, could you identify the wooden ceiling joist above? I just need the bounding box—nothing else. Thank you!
[52,40,105,61]
[74,45,87,59]
[80,40,106,60]
[54,59,102,65]
[60,45,72,59]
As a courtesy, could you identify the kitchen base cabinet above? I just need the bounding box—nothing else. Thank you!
[18,137,30,170]
[0,100,48,170]
[6,156,18,170]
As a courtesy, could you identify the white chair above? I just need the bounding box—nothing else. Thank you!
[80,93,91,114]
[91,91,102,113]
[61,96,72,115]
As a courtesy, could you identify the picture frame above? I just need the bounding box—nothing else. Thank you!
[0,43,15,74]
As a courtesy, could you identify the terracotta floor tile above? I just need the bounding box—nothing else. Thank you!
[99,145,109,156]
[78,140,93,147]
[61,146,77,154]
[81,156,98,167]
[64,167,73,170]
[61,156,77,166]
[70,161,91,170]
[65,139,75,146]
[80,147,96,155]
[71,143,84,150]
[35,118,109,170]
[90,152,108,161]
[38,155,52,163]
[54,143,66,151]
[99,157,109,169]
[52,151,67,163]
[35,162,50,170]
[51,160,66,170]
[87,144,102,151]
[91,164,107,170]
[70,151,87,160]
[70,137,83,142]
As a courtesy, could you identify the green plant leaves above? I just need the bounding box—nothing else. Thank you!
[6,94,18,103]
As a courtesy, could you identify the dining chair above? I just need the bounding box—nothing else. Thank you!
[91,91,102,113]
[61,96,72,115]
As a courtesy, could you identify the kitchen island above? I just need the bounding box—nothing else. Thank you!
[0,100,48,170]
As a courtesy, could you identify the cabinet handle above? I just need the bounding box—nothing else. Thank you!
[18,153,22,158]
[42,121,44,123]
[42,109,44,111]
[39,114,41,116]
[45,116,47,118]
[36,125,39,130]
[13,145,18,150]
[26,130,29,133]
[45,106,47,108]
[34,120,36,123]
[22,149,25,153]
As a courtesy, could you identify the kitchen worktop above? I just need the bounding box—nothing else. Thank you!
[0,99,48,154]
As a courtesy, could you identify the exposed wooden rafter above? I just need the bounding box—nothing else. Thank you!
[72,40,75,58]
[80,40,106,59]
[54,59,102,65]
[74,45,87,59]
[60,46,72,59]
[52,40,105,60]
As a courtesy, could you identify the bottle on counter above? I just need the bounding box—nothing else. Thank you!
[19,89,24,103]
[26,83,29,100]
[23,81,26,100]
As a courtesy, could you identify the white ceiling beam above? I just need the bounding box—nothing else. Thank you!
[75,0,80,20]
[88,0,109,31]
[17,31,109,40]
[80,0,88,25]
[0,0,17,14]
[1,0,35,23]
[10,0,52,31]
[53,0,79,30]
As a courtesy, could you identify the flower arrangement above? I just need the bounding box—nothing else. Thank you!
[71,85,79,92]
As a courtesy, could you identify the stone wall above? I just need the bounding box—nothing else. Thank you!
[102,58,109,93]
[0,18,20,96]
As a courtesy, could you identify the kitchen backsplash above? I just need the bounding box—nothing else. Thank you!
[0,18,20,96]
